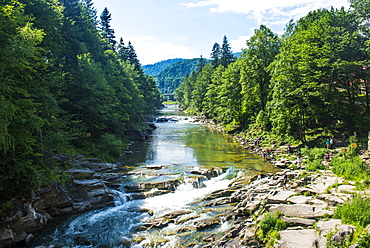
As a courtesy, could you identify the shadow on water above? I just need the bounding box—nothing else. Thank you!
[30,105,276,248]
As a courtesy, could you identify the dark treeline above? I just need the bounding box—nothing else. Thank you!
[0,0,161,203]
[176,1,370,144]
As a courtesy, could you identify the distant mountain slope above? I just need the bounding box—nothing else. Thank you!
[142,58,202,94]
[142,58,184,76]
[142,53,241,94]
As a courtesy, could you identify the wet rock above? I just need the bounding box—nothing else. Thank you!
[90,162,116,172]
[163,210,193,219]
[66,168,96,179]
[194,218,220,230]
[139,217,173,230]
[33,185,72,213]
[124,179,182,192]
[190,167,224,179]
[125,129,145,141]
[73,179,106,189]
[224,237,240,247]
[0,228,13,244]
[203,188,237,201]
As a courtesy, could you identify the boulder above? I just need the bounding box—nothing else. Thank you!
[125,129,145,141]
[267,190,297,204]
[66,169,96,179]
[269,204,333,219]
[194,218,220,230]
[280,216,316,226]
[0,228,14,243]
[90,162,116,172]
[124,179,182,192]
[162,210,193,219]
[287,195,313,204]
[276,229,319,248]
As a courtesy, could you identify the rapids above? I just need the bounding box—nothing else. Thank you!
[31,105,275,248]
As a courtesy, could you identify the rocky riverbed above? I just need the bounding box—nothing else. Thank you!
[1,123,369,247]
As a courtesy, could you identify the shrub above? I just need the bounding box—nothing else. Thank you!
[301,147,327,161]
[334,195,370,227]
[331,156,369,180]
[306,159,326,171]
[257,211,286,245]
[356,231,370,248]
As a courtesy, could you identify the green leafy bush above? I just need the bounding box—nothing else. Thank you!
[306,159,326,171]
[334,195,370,226]
[257,211,286,246]
[301,147,327,161]
[356,231,370,248]
[331,156,369,180]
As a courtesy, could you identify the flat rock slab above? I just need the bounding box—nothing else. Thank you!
[73,179,106,189]
[288,195,313,204]
[316,194,345,205]
[269,204,333,218]
[330,185,356,193]
[267,190,296,204]
[309,176,341,193]
[276,229,319,248]
[280,216,316,226]
[316,219,342,235]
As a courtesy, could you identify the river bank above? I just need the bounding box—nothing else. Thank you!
[192,117,370,247]
[1,108,369,248]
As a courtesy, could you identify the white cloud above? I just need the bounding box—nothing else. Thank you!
[181,0,350,25]
[125,36,199,65]
[230,35,251,53]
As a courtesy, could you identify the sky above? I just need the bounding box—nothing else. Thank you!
[92,0,351,65]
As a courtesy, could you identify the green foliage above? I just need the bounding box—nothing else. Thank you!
[92,133,126,162]
[334,195,370,226]
[0,0,162,203]
[154,58,202,94]
[257,211,286,242]
[331,156,369,180]
[356,231,370,248]
[306,159,327,171]
[301,147,327,161]
[142,58,184,75]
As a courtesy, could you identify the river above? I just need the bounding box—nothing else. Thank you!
[31,105,276,248]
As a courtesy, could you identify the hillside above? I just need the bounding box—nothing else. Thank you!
[143,58,203,94]
[142,58,184,76]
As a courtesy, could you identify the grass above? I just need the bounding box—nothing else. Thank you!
[257,211,286,247]
[331,155,369,181]
[334,195,370,227]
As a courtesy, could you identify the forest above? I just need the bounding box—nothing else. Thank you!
[176,0,370,146]
[0,0,162,203]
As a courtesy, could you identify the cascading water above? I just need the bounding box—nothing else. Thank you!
[31,105,275,248]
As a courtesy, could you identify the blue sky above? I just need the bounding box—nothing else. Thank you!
[92,0,350,65]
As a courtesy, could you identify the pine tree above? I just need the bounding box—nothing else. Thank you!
[117,37,129,61]
[100,7,116,49]
[220,35,234,67]
[127,41,141,70]
[210,42,221,68]
[196,55,205,72]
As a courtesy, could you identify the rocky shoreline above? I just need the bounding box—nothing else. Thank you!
[1,116,369,247]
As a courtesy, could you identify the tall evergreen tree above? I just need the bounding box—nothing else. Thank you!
[196,55,205,72]
[210,42,221,68]
[117,37,129,61]
[220,35,234,67]
[127,41,141,70]
[100,7,116,49]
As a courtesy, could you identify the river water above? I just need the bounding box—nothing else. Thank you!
[32,105,276,248]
